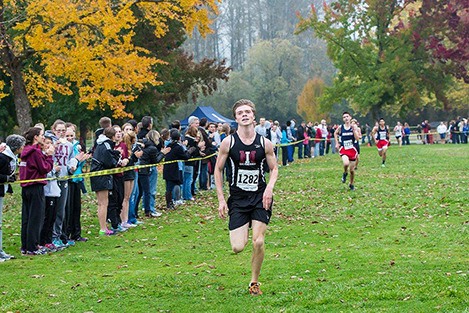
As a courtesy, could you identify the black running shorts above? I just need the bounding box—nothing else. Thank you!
[227,192,272,231]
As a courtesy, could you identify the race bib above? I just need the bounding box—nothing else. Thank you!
[236,169,259,191]
[343,140,354,150]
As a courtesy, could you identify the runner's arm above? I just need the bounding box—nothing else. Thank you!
[263,138,278,210]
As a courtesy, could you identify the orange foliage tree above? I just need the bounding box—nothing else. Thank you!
[297,77,328,122]
[0,0,219,132]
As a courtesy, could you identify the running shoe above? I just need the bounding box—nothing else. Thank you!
[52,239,67,250]
[341,172,348,183]
[115,224,128,232]
[249,282,263,296]
[99,229,116,236]
[146,211,162,218]
[74,237,89,242]
[25,248,48,256]
[349,184,355,191]
[121,222,135,228]
[0,250,14,260]
[44,243,58,253]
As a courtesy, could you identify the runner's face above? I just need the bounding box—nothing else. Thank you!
[342,114,351,123]
[235,105,254,126]
[379,119,385,127]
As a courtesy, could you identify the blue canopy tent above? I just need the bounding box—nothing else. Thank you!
[180,106,237,128]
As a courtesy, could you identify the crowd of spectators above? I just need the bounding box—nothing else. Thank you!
[0,114,466,259]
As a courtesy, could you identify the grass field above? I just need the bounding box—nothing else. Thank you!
[0,144,467,312]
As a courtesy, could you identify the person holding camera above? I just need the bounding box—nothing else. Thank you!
[0,135,26,261]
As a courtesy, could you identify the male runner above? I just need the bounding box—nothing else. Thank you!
[334,112,360,190]
[371,118,390,167]
[214,99,278,296]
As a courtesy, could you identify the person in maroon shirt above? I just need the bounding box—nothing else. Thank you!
[19,127,55,255]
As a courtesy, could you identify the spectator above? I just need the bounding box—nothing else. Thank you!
[403,123,411,145]
[139,130,168,218]
[0,135,26,260]
[314,122,322,158]
[296,121,306,159]
[90,127,122,236]
[254,117,271,138]
[163,129,194,209]
[19,127,54,254]
[436,122,447,144]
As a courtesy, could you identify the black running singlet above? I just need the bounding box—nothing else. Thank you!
[376,126,389,140]
[228,133,267,196]
[340,125,355,150]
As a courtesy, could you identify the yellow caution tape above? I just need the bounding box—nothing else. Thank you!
[7,152,218,185]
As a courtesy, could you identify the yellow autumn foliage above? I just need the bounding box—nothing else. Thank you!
[297,77,328,122]
[4,0,219,118]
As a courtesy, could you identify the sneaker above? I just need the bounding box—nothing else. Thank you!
[249,282,263,296]
[381,163,386,167]
[121,222,136,228]
[341,172,348,183]
[146,211,162,218]
[349,184,355,191]
[67,240,76,246]
[0,250,14,260]
[174,200,185,206]
[116,224,128,232]
[99,229,116,236]
[52,239,67,250]
[74,237,88,242]
[26,248,48,255]
[44,243,58,253]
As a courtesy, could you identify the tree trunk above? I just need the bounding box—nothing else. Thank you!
[0,9,33,134]
[10,67,33,133]
[79,120,88,151]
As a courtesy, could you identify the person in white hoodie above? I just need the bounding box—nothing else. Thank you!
[0,135,26,261]
[39,133,62,252]
[45,120,75,248]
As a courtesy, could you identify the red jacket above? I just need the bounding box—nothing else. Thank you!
[19,144,54,187]
[314,128,323,144]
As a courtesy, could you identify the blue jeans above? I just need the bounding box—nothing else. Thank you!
[330,138,336,154]
[139,174,152,214]
[287,145,294,162]
[314,143,320,157]
[128,172,139,224]
[183,166,193,200]
[199,162,208,190]
[297,143,303,159]
[149,166,158,213]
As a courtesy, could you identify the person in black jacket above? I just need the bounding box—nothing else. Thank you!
[90,127,126,236]
[163,130,195,209]
[0,135,26,261]
[139,130,170,217]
